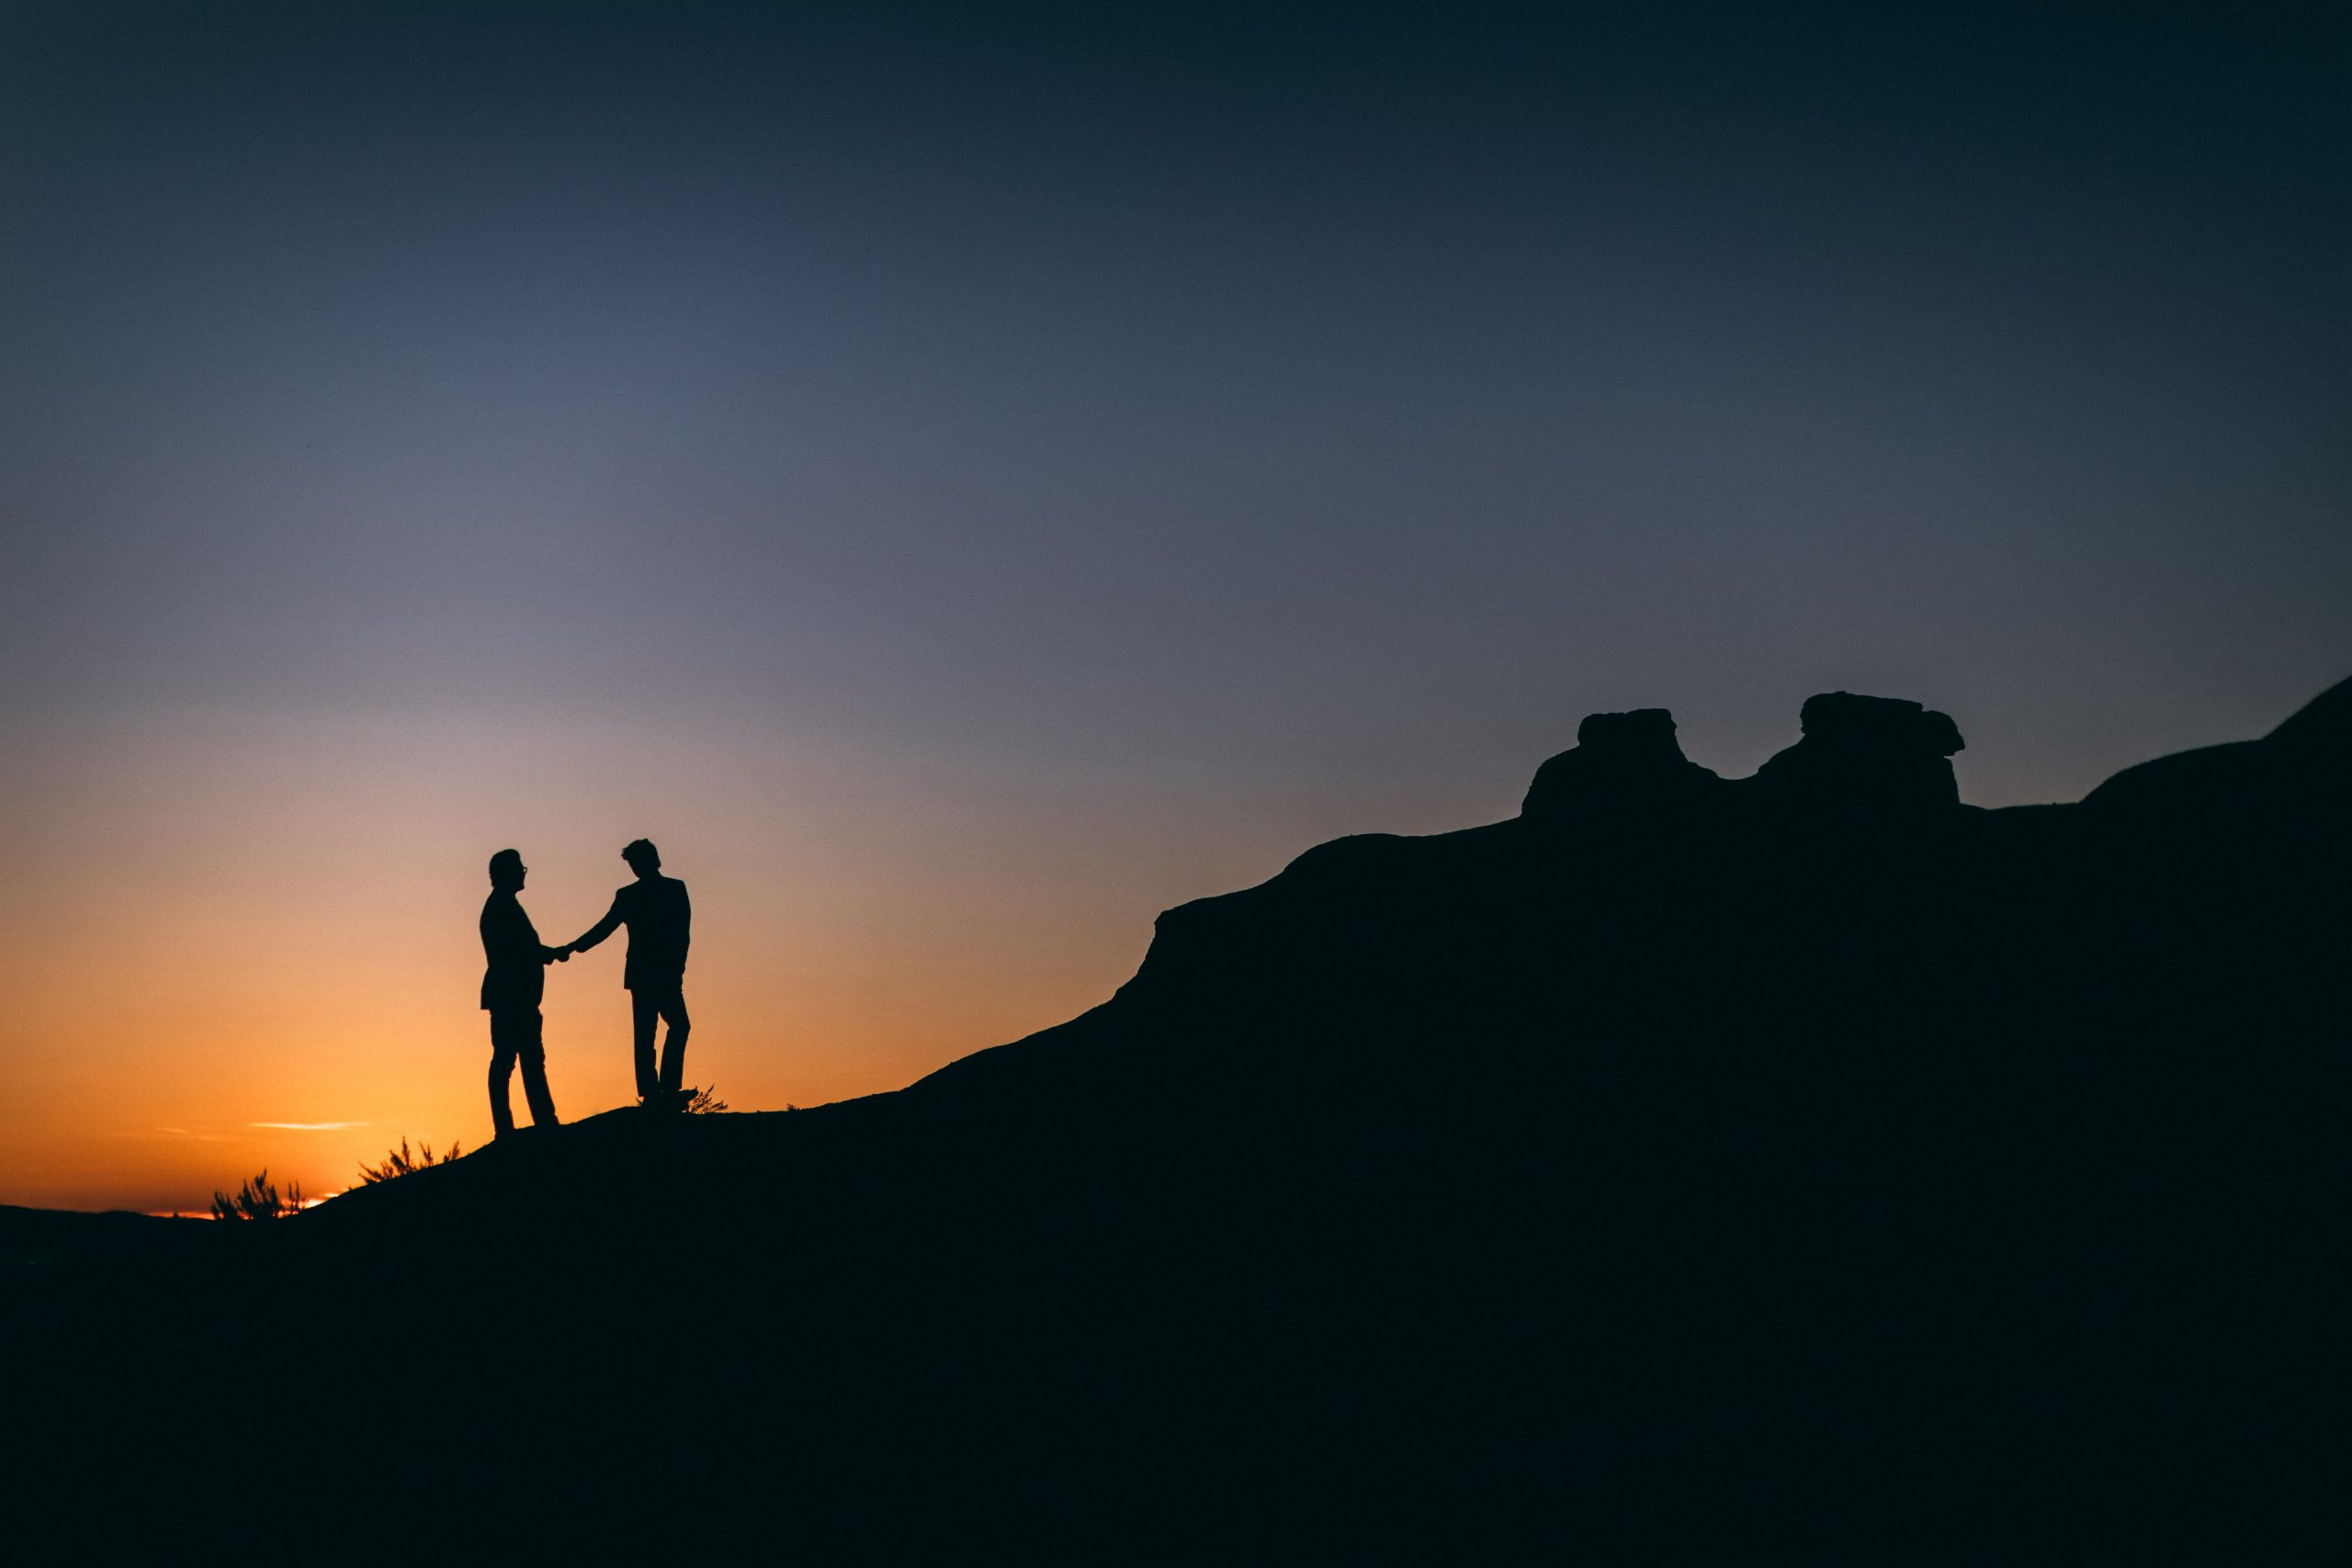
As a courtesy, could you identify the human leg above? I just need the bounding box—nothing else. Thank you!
[631,989,661,1100]
[511,1010,560,1128]
[487,1013,522,1137]
[655,992,691,1096]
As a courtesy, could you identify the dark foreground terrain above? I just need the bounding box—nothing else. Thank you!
[6,680,2347,1561]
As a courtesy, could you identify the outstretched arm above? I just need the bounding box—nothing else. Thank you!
[566,899,624,955]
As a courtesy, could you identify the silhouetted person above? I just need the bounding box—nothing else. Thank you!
[565,838,692,1109]
[481,848,566,1137]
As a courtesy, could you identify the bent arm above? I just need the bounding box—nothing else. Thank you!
[567,900,624,953]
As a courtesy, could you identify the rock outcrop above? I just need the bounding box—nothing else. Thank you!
[1521,694,1968,829]
[1748,690,1965,818]
[1519,707,1723,821]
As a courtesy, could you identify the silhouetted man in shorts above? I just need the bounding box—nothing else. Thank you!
[481,849,566,1136]
[565,838,692,1110]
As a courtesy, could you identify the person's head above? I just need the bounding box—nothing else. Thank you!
[489,848,526,891]
[622,839,661,877]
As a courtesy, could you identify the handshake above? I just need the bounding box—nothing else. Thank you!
[543,943,578,965]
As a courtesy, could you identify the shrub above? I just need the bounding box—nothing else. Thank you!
[356,1137,462,1185]
[210,1169,303,1221]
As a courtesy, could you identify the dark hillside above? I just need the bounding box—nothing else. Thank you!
[8,679,2347,1560]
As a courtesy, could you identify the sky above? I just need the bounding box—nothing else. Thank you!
[3,2,2346,1212]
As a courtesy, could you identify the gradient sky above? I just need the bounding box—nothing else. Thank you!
[4,3,2346,1211]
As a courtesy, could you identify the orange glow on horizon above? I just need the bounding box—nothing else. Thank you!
[9,700,2103,1215]
[3,708,1460,1214]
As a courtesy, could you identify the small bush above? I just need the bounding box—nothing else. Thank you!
[211,1169,303,1221]
[683,1086,728,1115]
[356,1137,461,1185]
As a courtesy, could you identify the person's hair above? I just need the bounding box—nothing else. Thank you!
[488,848,523,882]
[622,838,661,870]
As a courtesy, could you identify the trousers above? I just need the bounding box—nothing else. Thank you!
[489,1008,560,1134]
[631,987,691,1098]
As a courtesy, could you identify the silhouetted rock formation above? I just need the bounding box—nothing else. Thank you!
[1750,689,1965,818]
[1519,706,1722,822]
[8,673,2349,1562]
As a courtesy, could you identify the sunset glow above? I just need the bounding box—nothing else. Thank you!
[13,700,1510,1212]
[4,4,2344,1218]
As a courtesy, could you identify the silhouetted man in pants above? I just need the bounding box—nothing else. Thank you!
[481,848,565,1136]
[565,838,692,1109]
